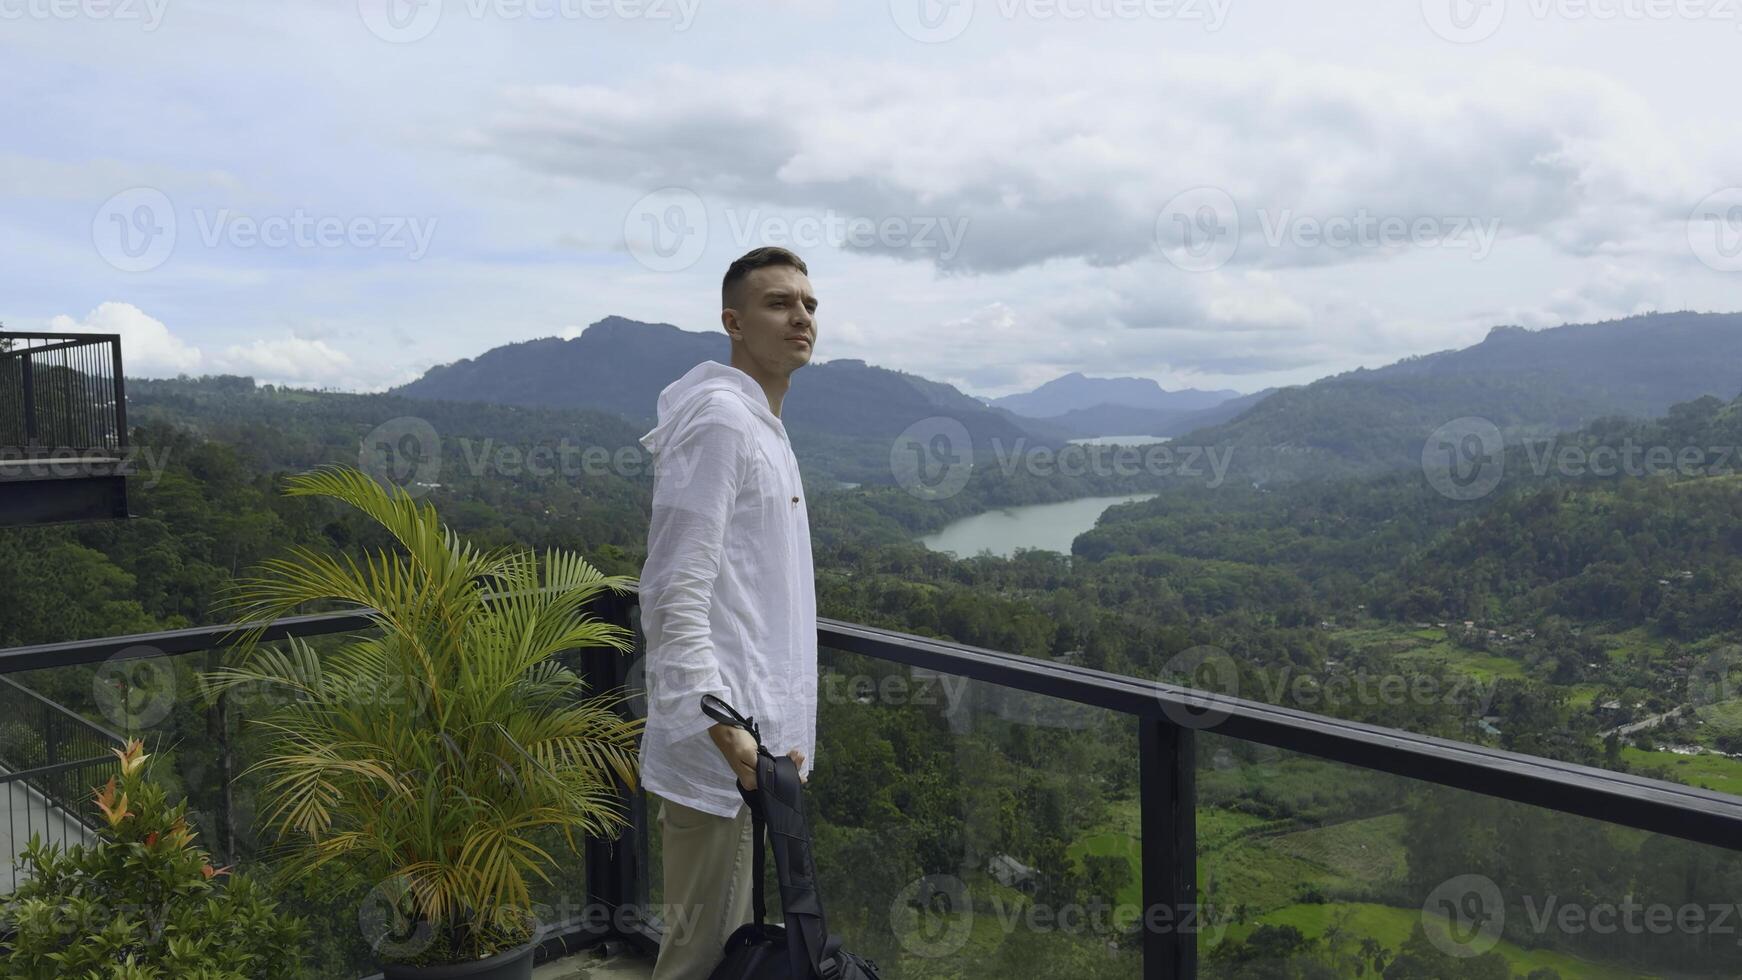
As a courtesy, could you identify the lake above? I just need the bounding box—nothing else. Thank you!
[917,493,1159,559]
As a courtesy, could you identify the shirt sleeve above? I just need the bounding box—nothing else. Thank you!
[640,404,750,746]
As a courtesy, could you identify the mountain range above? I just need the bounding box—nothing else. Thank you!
[391,311,1742,482]
[1175,311,1742,479]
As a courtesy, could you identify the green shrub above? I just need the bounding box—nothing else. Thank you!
[0,739,309,979]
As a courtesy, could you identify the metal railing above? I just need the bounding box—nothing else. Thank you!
[0,677,125,892]
[0,331,129,459]
[2,598,1741,977]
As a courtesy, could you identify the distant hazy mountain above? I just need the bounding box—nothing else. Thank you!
[1177,311,1742,479]
[1024,388,1278,440]
[391,316,1055,447]
[988,372,1239,418]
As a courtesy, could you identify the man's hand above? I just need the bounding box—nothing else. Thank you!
[709,724,808,788]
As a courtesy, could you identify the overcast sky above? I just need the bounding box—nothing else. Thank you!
[3,0,1739,397]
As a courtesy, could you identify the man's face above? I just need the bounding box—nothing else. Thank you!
[726,265,817,375]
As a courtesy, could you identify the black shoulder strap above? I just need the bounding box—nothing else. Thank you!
[711,695,837,977]
[758,752,834,978]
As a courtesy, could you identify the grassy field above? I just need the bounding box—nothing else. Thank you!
[1622,745,1742,797]
[1217,902,1655,979]
[1332,624,1528,682]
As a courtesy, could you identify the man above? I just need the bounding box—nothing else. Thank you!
[636,246,820,980]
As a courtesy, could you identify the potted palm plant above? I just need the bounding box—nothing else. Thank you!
[200,464,643,979]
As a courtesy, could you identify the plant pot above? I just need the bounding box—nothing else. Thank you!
[380,938,538,980]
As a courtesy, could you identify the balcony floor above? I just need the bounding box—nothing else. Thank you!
[2,770,94,892]
[534,946,655,979]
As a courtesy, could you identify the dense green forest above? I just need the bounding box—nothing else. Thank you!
[3,375,1741,977]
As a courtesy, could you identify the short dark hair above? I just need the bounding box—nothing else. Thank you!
[722,247,808,310]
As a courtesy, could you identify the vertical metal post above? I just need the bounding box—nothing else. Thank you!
[1140,717,1197,979]
[20,352,37,448]
[111,336,129,452]
[582,592,649,933]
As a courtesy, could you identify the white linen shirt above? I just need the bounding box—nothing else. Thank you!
[636,359,817,819]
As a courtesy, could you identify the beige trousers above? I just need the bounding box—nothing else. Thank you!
[651,795,757,980]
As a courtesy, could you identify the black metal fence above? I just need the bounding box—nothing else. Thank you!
[0,331,129,458]
[2,599,1742,977]
[0,677,124,893]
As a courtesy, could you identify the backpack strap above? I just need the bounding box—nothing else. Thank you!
[709,694,840,977]
[757,751,835,978]
[711,694,776,930]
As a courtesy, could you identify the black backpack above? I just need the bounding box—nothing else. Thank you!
[700,695,883,980]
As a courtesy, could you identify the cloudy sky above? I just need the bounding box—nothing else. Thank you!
[3,0,1739,397]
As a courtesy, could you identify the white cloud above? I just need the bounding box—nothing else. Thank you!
[47,303,204,377]
[469,51,1711,277]
[216,334,354,385]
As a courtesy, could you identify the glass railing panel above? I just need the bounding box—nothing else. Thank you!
[1195,732,1742,979]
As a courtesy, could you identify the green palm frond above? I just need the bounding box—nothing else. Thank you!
[202,464,643,962]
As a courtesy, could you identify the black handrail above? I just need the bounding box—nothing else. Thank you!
[4,596,1742,979]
